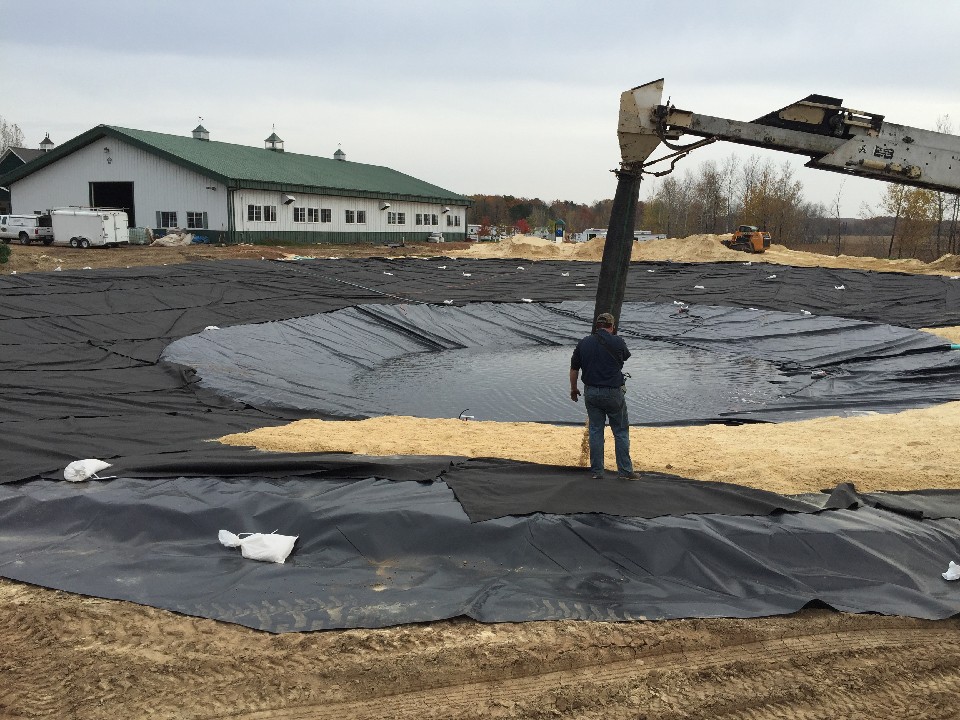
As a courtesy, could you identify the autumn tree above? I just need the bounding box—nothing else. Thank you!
[880,184,936,258]
[832,181,846,256]
[933,115,959,257]
[948,192,960,256]
[643,175,690,237]
[691,159,736,233]
[469,194,629,235]
[507,201,532,223]
[0,116,25,154]
[738,158,806,241]
[470,196,507,226]
[1,116,25,261]
[900,188,937,258]
[880,184,907,258]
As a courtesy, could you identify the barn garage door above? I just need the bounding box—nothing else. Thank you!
[89,182,135,226]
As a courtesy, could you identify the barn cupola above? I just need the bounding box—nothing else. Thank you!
[265,131,284,152]
[192,124,210,141]
[39,133,55,152]
[334,147,346,161]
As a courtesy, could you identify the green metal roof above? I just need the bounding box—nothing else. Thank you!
[0,125,470,205]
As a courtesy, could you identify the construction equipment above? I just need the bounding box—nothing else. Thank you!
[722,226,772,254]
[618,79,960,194]
[595,79,960,323]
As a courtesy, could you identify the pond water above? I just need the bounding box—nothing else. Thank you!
[350,341,792,424]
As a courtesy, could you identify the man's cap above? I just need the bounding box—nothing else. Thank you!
[595,312,616,327]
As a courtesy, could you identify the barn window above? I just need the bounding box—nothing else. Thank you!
[264,205,277,222]
[320,209,331,223]
[431,214,438,225]
[397,212,406,224]
[387,211,397,224]
[345,210,355,223]
[356,210,366,224]
[415,214,422,225]
[293,207,306,223]
[186,211,207,229]
[159,211,178,227]
[247,205,262,221]
[307,208,319,223]
[455,216,461,226]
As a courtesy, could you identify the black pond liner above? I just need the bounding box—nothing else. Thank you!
[3,258,959,483]
[3,473,960,632]
[162,300,960,425]
[4,260,960,630]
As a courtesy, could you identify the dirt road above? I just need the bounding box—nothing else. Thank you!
[0,240,460,274]
[4,577,959,719]
[3,237,960,719]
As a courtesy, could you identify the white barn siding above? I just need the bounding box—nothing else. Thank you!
[10,139,227,230]
[233,189,466,238]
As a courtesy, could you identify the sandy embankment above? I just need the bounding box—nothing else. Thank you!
[447,232,960,275]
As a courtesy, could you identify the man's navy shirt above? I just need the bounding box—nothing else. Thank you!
[571,330,630,388]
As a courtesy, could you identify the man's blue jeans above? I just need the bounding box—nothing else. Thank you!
[584,385,633,476]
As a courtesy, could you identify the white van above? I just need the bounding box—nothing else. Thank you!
[0,214,54,245]
[50,208,129,248]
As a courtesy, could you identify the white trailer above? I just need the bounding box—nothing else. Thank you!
[51,208,129,248]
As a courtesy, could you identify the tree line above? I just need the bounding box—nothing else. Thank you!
[470,146,960,261]
[640,150,959,260]
[468,194,617,238]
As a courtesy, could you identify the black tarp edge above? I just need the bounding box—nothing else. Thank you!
[2,475,960,632]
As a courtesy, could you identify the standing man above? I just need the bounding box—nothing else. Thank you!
[569,312,639,480]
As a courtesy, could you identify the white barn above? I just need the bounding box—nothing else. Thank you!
[0,125,470,244]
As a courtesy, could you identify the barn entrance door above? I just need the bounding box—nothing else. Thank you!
[89,182,135,227]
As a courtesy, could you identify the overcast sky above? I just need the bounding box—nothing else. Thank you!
[8,0,959,217]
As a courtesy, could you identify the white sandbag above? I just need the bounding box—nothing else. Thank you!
[943,561,960,581]
[63,459,114,482]
[239,533,298,563]
[218,529,298,563]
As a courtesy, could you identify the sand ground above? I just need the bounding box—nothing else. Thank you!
[3,236,960,719]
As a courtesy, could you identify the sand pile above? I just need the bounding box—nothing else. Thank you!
[760,245,959,275]
[927,253,960,272]
[628,233,736,262]
[449,233,960,275]
[221,399,960,496]
[453,234,587,260]
[450,233,737,262]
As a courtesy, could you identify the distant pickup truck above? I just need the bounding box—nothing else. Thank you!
[0,214,54,245]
